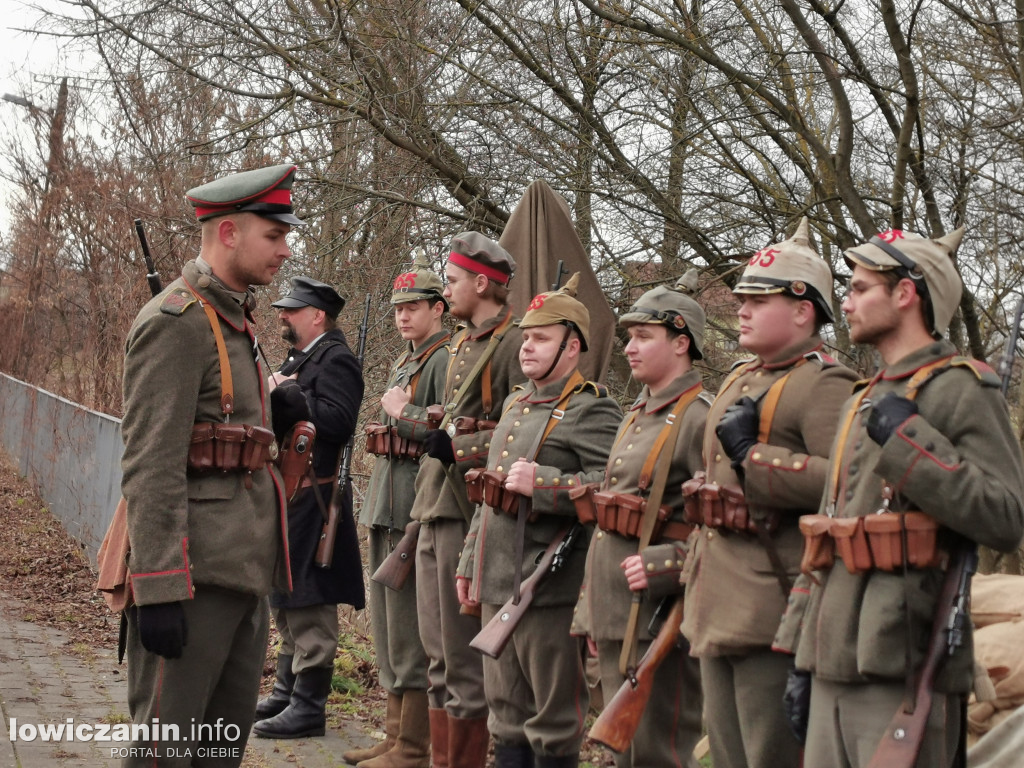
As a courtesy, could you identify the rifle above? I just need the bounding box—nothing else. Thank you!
[998,297,1024,397]
[470,522,582,659]
[865,543,978,768]
[588,595,686,753]
[371,520,421,591]
[315,292,372,568]
[134,219,162,297]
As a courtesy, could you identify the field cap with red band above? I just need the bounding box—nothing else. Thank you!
[519,272,590,351]
[391,251,448,309]
[844,227,964,336]
[734,217,835,323]
[619,268,706,360]
[447,231,516,286]
[186,163,303,225]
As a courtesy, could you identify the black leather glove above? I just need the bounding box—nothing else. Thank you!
[423,429,455,465]
[137,602,188,659]
[782,666,812,745]
[866,393,918,445]
[271,379,312,441]
[716,396,760,469]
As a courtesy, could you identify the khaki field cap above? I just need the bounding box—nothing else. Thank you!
[843,227,965,336]
[734,217,835,322]
[391,252,448,309]
[272,276,345,319]
[448,232,516,286]
[619,269,706,360]
[187,163,303,225]
[519,272,591,351]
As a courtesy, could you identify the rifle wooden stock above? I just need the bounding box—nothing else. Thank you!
[588,595,686,753]
[314,496,341,568]
[371,521,421,591]
[865,546,972,768]
[470,524,575,659]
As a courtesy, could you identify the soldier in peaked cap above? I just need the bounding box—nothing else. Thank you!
[118,164,304,766]
[408,232,526,768]
[680,218,858,768]
[254,274,365,740]
[572,270,710,768]
[344,256,451,768]
[776,228,1024,767]
[451,274,621,768]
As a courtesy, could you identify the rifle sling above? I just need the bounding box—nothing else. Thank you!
[618,386,700,677]
[185,282,234,417]
[510,371,585,605]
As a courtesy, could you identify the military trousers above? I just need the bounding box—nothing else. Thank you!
[481,602,587,756]
[124,586,268,768]
[700,649,800,768]
[369,525,429,692]
[271,603,338,674]
[596,637,702,768]
[415,518,487,718]
[804,677,962,768]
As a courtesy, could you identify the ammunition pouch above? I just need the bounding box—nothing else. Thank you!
[464,468,523,517]
[364,422,426,460]
[592,491,690,542]
[681,471,706,524]
[799,512,942,575]
[685,482,780,535]
[187,422,278,475]
[569,482,599,525]
[448,416,498,437]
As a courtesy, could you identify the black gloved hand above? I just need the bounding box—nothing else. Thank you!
[137,602,188,659]
[271,380,312,441]
[782,666,812,745]
[716,396,760,469]
[423,429,455,465]
[866,393,918,445]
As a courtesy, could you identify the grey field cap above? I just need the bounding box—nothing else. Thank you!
[186,163,303,225]
[844,227,965,336]
[519,272,591,351]
[734,217,835,322]
[391,251,448,308]
[619,268,706,360]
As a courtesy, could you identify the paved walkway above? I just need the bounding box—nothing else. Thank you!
[0,597,378,767]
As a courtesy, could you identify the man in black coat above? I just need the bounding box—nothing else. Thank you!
[254,275,366,739]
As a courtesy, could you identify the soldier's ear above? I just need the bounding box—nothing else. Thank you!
[673,331,691,358]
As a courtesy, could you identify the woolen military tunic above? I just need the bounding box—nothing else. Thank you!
[783,340,1024,693]
[121,259,290,605]
[270,327,365,610]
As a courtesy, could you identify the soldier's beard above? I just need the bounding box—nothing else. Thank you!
[281,323,298,345]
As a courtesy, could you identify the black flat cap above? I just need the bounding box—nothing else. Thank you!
[272,276,345,319]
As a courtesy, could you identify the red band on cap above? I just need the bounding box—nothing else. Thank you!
[448,251,510,285]
[193,188,293,219]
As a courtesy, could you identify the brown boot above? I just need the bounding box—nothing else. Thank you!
[447,715,489,768]
[343,691,401,765]
[358,690,430,768]
[428,708,450,768]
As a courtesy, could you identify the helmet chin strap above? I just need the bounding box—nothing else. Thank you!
[538,323,575,382]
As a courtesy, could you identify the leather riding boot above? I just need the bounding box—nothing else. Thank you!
[255,653,296,721]
[358,690,430,768]
[343,691,401,764]
[252,665,333,739]
[493,742,534,768]
[533,755,578,768]
[428,708,450,768]
[447,715,490,768]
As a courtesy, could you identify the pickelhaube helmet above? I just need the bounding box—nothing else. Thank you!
[519,272,590,351]
[619,269,706,360]
[733,217,836,323]
[843,228,964,336]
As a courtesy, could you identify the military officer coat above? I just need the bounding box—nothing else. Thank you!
[682,336,857,656]
[574,369,709,640]
[454,372,622,607]
[410,308,526,523]
[121,259,290,606]
[362,330,451,530]
[782,340,1024,693]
